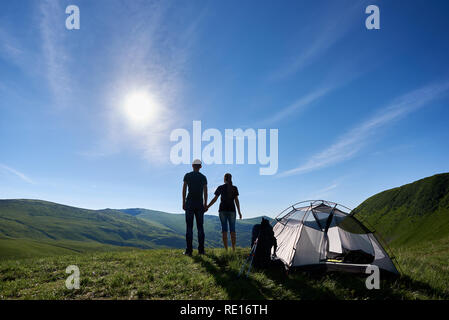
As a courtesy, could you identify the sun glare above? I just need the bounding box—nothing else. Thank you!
[123,91,159,128]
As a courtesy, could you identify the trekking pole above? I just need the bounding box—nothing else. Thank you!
[238,241,254,277]
[238,239,258,278]
[245,239,258,277]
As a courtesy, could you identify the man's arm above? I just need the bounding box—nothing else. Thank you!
[203,185,208,211]
[182,181,187,211]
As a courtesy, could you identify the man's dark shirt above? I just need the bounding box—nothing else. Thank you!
[184,171,207,208]
[214,184,239,212]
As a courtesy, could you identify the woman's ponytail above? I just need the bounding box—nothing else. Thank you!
[224,173,233,198]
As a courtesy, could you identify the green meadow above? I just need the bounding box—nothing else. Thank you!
[1,173,448,300]
[1,245,448,300]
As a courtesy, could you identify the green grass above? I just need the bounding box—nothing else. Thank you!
[1,244,448,300]
[1,174,448,300]
[393,237,449,299]
[354,172,449,246]
[0,199,186,249]
[0,199,269,254]
[0,238,133,260]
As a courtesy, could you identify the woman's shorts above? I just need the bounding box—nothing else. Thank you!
[219,211,236,232]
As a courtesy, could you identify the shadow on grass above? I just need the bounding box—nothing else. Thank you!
[192,252,338,300]
[273,268,449,300]
[192,253,267,299]
[392,274,449,299]
[193,251,448,300]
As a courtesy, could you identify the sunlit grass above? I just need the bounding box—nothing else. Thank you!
[1,244,448,300]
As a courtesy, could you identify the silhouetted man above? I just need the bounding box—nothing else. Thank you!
[182,159,208,256]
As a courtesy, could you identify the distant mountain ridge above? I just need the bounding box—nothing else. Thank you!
[353,173,449,246]
[0,199,185,249]
[4,172,446,259]
[0,199,269,259]
[118,208,270,247]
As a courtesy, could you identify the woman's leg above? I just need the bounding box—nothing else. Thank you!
[230,232,236,251]
[229,211,237,251]
[222,232,228,250]
[219,212,228,250]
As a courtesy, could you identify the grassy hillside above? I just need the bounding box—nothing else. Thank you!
[0,237,133,260]
[353,173,449,246]
[2,174,448,300]
[1,247,448,300]
[120,208,269,248]
[0,199,185,252]
[0,199,268,259]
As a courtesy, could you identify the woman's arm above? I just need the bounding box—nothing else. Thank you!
[235,195,242,219]
[207,195,219,209]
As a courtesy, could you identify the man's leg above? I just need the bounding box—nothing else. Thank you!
[195,208,205,254]
[185,209,194,255]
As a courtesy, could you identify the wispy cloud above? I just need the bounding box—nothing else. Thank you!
[39,0,72,107]
[0,26,39,78]
[0,163,34,184]
[0,29,23,65]
[306,183,339,200]
[278,81,449,177]
[92,1,204,164]
[259,62,364,126]
[269,2,359,81]
[260,86,333,126]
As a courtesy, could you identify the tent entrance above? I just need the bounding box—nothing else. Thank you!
[273,200,398,274]
[320,217,376,265]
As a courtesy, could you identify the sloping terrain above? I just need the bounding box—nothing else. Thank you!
[0,199,185,252]
[1,174,449,300]
[120,208,269,247]
[353,173,449,246]
[0,200,269,259]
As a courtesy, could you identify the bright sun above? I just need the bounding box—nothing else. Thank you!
[123,91,159,128]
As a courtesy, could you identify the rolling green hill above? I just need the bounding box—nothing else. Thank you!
[2,173,449,300]
[0,200,268,260]
[0,199,185,255]
[353,172,449,247]
[119,208,269,248]
[0,237,134,260]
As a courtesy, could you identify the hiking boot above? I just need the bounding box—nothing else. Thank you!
[183,250,192,256]
[198,250,206,255]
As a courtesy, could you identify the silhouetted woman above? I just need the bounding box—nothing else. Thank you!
[206,173,242,251]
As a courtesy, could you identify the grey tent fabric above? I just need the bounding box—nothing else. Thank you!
[273,200,399,275]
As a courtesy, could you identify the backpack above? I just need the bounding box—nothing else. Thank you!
[251,218,277,268]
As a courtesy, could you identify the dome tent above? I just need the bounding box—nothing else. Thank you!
[272,200,399,275]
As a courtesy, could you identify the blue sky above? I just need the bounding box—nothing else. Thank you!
[1,0,448,218]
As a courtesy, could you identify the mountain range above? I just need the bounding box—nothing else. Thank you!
[1,172,448,259]
[0,199,267,259]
